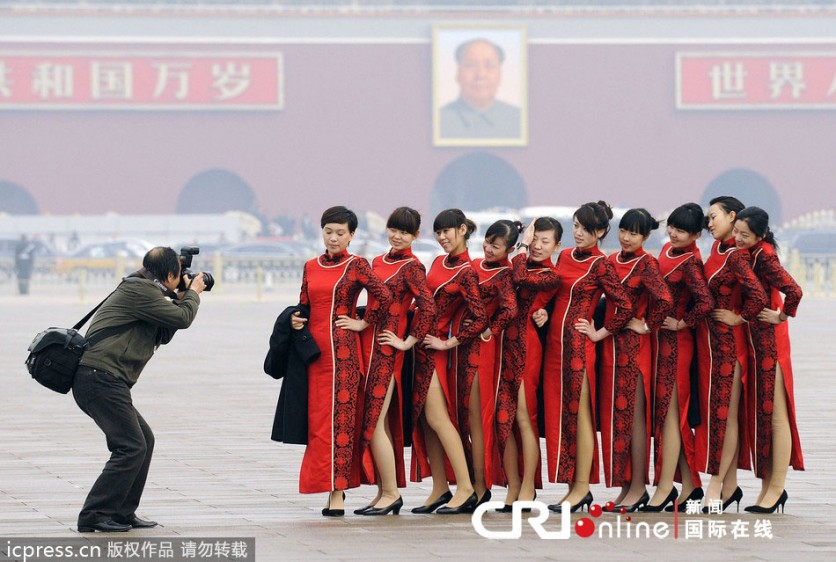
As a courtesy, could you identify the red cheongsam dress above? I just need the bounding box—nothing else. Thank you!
[462,257,517,488]
[599,248,673,488]
[745,241,804,478]
[410,251,488,482]
[543,246,632,485]
[694,239,767,475]
[358,247,435,487]
[495,252,560,489]
[652,242,713,487]
[298,250,391,493]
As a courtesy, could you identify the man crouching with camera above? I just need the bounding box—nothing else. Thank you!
[72,246,209,533]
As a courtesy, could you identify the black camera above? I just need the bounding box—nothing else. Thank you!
[178,246,215,292]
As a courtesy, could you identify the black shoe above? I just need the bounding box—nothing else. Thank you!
[723,486,743,513]
[548,491,593,513]
[702,486,743,514]
[665,487,704,512]
[113,516,158,529]
[322,491,345,517]
[462,490,492,514]
[411,491,453,514]
[613,491,650,513]
[78,519,132,533]
[362,496,403,516]
[520,490,537,513]
[353,505,374,515]
[495,504,513,513]
[436,492,478,514]
[744,490,788,514]
[639,488,678,512]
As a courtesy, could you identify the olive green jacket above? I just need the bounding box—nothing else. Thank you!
[79,276,200,386]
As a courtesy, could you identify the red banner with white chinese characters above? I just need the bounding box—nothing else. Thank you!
[0,50,283,110]
[677,51,836,109]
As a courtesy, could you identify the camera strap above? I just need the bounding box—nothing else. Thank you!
[135,268,178,299]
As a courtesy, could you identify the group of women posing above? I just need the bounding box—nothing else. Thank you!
[285,198,803,517]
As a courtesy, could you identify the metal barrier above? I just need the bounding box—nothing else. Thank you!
[789,250,835,297]
[4,251,834,298]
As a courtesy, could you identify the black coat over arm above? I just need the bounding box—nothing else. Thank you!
[264,304,320,445]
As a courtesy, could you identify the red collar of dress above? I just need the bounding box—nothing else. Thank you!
[668,241,697,257]
[573,245,603,260]
[617,247,646,263]
[320,249,351,265]
[445,250,471,267]
[385,247,415,262]
[481,257,511,270]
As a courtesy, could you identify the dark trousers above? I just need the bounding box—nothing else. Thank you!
[72,366,154,526]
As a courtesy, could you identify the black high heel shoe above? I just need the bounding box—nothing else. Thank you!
[322,491,345,517]
[614,491,650,513]
[723,486,743,512]
[462,489,492,514]
[411,491,453,514]
[548,491,593,513]
[362,496,403,516]
[665,487,703,512]
[702,486,743,514]
[744,490,788,514]
[437,492,478,514]
[353,505,374,515]
[639,488,678,512]
[496,490,537,513]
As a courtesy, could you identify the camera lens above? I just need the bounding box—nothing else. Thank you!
[202,272,215,292]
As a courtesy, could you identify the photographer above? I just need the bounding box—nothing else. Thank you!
[72,247,207,533]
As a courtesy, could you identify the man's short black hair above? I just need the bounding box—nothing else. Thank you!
[143,247,180,281]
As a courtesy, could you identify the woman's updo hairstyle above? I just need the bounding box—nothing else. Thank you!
[574,200,614,240]
[433,208,477,241]
[534,216,564,240]
[666,203,704,235]
[386,206,421,236]
[705,195,745,230]
[484,220,524,250]
[619,208,660,237]
[320,206,358,233]
[736,206,778,251]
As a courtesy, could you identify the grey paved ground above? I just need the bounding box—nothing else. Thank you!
[2,282,835,561]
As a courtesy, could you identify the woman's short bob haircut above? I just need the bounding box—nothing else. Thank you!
[574,200,614,240]
[386,207,421,236]
[320,206,358,233]
[666,202,705,235]
[619,208,660,237]
[433,208,477,241]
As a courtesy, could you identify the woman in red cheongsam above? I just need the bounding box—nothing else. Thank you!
[544,201,633,513]
[644,203,713,512]
[581,209,673,513]
[496,217,562,511]
[289,206,392,516]
[352,207,435,516]
[733,207,804,514]
[462,220,520,506]
[410,209,488,514]
[695,196,767,512]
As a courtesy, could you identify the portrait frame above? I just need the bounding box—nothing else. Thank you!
[432,23,528,147]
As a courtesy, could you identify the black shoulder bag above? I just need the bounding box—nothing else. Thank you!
[25,292,135,394]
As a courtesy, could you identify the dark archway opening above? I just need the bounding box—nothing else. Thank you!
[431,152,527,217]
[176,169,260,217]
[701,168,783,225]
[0,181,39,214]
